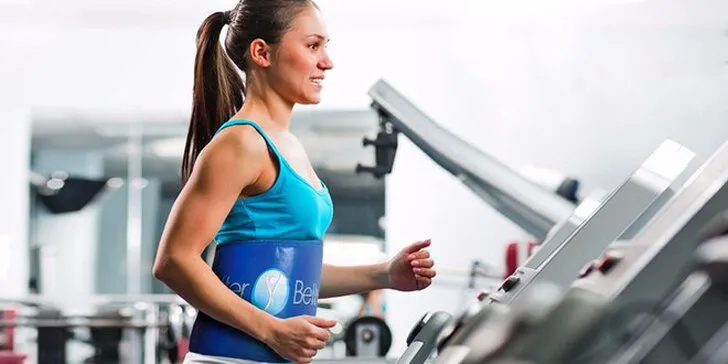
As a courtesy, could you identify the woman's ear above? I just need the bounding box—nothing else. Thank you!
[248,39,272,68]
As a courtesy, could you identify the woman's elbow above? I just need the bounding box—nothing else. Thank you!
[152,253,180,281]
[152,257,168,281]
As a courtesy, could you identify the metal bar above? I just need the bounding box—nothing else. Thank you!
[125,122,146,364]
[144,305,159,364]
[368,79,575,240]
[126,121,143,295]
[0,319,168,328]
[0,294,188,306]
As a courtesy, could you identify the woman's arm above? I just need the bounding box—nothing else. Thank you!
[319,263,390,299]
[152,128,275,342]
[319,240,436,298]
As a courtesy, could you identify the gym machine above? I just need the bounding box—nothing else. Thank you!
[0,295,189,364]
[563,139,728,364]
[358,79,699,356]
[358,79,696,364]
[395,312,454,364]
[433,281,566,364]
[401,137,694,364]
[691,308,728,364]
[344,316,394,359]
[433,139,728,364]
[359,81,697,297]
[359,79,577,242]
[361,79,611,289]
[487,139,694,307]
[357,78,581,362]
[603,214,728,364]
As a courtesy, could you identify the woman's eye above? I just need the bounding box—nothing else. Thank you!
[309,43,319,50]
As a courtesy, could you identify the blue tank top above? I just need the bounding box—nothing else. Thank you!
[213,119,334,244]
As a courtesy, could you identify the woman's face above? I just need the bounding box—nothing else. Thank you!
[267,6,334,105]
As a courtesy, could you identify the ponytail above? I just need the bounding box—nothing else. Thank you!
[181,11,245,185]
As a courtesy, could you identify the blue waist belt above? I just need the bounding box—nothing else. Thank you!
[189,239,323,362]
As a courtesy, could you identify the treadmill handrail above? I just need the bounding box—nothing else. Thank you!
[368,79,575,240]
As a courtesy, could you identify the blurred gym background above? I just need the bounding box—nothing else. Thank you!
[1,0,728,362]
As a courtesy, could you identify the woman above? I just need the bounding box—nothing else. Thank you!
[152,1,437,363]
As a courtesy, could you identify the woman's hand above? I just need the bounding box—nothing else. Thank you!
[265,315,336,364]
[386,239,437,291]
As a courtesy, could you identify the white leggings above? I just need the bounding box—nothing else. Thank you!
[183,352,281,364]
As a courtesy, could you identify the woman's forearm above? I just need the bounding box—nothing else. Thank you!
[319,263,391,298]
[153,253,277,343]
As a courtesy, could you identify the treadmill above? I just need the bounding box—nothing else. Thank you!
[605,214,728,364]
[362,80,634,286]
[360,79,589,362]
[561,139,728,364]
[487,139,694,307]
[690,304,728,364]
[432,139,728,364]
[404,139,694,364]
[361,79,694,364]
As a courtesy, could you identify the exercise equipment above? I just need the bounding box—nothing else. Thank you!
[29,171,112,214]
[517,166,581,204]
[434,282,564,364]
[398,136,693,362]
[0,352,26,364]
[395,312,453,364]
[691,318,728,364]
[501,166,592,277]
[0,308,24,364]
[558,140,728,364]
[0,309,15,352]
[492,189,602,289]
[504,240,538,278]
[362,80,693,308]
[501,166,588,277]
[360,78,698,364]
[605,213,728,364]
[345,316,393,358]
[437,139,728,364]
[360,79,581,363]
[487,139,694,307]
[0,295,187,364]
[362,79,576,241]
[355,123,399,179]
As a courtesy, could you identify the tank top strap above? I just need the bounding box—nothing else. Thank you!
[215,119,283,157]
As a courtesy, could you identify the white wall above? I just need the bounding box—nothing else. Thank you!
[0,111,31,297]
[13,2,460,120]
[0,26,31,297]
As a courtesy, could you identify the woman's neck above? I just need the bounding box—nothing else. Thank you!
[233,82,294,132]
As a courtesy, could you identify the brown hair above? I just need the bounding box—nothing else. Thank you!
[181,0,318,184]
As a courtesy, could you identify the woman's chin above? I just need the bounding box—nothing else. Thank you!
[298,94,322,105]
